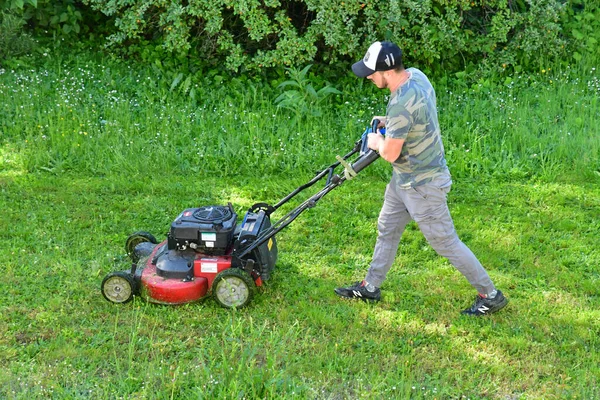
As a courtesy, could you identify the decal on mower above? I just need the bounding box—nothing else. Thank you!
[201,261,218,273]
[201,232,216,241]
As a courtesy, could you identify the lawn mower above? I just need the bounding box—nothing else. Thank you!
[101,120,384,308]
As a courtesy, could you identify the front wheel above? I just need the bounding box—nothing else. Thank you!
[212,268,256,309]
[101,271,136,304]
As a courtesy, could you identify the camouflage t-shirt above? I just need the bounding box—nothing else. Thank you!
[386,68,450,188]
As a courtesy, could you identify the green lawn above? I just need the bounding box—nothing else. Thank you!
[0,172,598,399]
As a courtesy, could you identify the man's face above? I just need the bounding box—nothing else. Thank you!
[367,71,388,89]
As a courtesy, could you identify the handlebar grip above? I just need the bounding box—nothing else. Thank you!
[371,119,380,133]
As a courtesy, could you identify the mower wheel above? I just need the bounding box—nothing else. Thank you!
[101,271,136,304]
[212,268,256,309]
[125,231,157,261]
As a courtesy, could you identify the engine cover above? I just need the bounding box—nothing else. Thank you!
[168,204,237,255]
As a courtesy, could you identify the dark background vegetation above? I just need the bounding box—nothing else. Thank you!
[1,0,599,82]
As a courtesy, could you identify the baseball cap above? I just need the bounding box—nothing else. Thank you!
[352,41,403,78]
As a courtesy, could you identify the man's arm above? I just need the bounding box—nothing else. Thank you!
[367,133,404,163]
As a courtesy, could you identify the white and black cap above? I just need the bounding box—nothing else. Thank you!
[352,41,403,78]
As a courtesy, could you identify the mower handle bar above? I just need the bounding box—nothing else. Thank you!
[265,119,380,213]
[235,120,380,261]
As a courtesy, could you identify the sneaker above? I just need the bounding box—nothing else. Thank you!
[335,281,381,302]
[461,290,508,316]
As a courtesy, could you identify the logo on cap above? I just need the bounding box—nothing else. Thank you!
[364,51,370,62]
[384,53,395,67]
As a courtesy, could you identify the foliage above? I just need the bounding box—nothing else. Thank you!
[560,0,600,64]
[80,0,570,79]
[0,173,599,398]
[1,0,110,40]
[1,46,600,400]
[0,11,37,61]
[1,50,599,181]
[274,64,342,124]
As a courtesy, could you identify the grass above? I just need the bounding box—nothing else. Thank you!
[1,174,598,398]
[1,55,599,181]
[1,51,599,398]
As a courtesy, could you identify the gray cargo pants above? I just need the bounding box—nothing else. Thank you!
[365,176,496,295]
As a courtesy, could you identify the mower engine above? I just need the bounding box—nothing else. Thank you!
[168,204,237,253]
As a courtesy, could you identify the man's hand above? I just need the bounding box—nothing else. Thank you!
[367,132,384,151]
[371,116,386,129]
[368,133,404,163]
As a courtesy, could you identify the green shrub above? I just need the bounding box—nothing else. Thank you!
[81,0,569,78]
[274,64,342,124]
[1,0,111,41]
[0,11,36,61]
[560,0,600,64]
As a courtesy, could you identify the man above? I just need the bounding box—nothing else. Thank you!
[335,41,508,316]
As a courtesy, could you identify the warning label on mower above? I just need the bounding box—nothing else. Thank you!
[201,260,218,273]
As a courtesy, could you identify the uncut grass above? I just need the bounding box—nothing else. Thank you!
[1,54,599,181]
[1,174,598,399]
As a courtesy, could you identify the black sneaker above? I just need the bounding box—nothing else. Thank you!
[335,281,381,302]
[461,290,508,316]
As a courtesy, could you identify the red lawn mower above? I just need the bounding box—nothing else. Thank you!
[101,121,383,308]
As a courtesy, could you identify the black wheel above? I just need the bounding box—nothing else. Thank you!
[101,271,136,304]
[125,231,157,261]
[212,268,256,309]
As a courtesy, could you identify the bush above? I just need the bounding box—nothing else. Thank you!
[81,0,570,78]
[1,0,112,42]
[0,11,37,61]
[560,0,600,64]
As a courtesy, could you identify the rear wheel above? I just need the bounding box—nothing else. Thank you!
[125,231,157,262]
[101,271,136,304]
[212,268,256,309]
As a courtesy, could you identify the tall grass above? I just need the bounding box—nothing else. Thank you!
[440,64,600,181]
[1,53,599,182]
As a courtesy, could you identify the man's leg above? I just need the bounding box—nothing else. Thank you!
[335,181,411,301]
[364,182,413,288]
[401,182,496,296]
